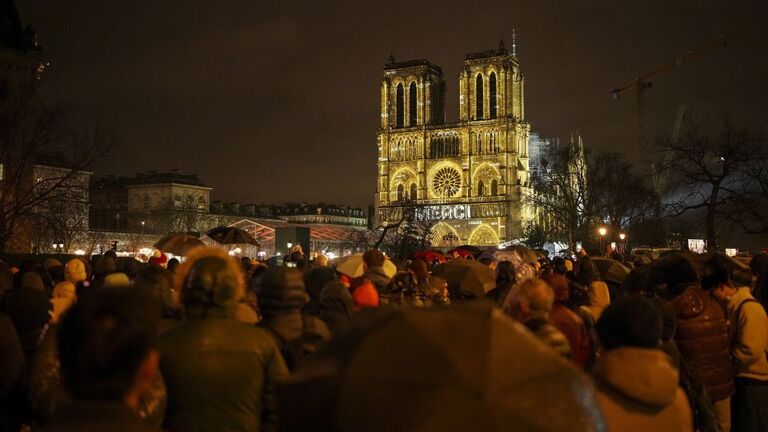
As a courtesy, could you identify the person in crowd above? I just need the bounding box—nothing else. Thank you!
[358,249,391,293]
[575,256,611,320]
[408,259,450,306]
[664,258,733,432]
[303,267,338,315]
[132,266,181,334]
[160,247,289,431]
[542,271,591,368]
[147,251,167,268]
[566,278,599,368]
[45,288,160,432]
[58,258,88,301]
[313,254,329,267]
[749,252,768,312]
[708,268,768,432]
[487,260,515,307]
[478,255,498,272]
[382,272,427,307]
[166,258,180,275]
[0,312,24,432]
[258,266,330,371]
[592,296,693,432]
[650,297,681,370]
[504,278,571,358]
[317,281,355,332]
[2,272,51,363]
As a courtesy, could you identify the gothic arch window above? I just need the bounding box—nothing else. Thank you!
[491,179,498,195]
[396,83,404,128]
[396,184,405,201]
[430,133,460,158]
[489,72,497,119]
[475,74,484,120]
[409,183,417,200]
[409,82,417,126]
[477,180,485,197]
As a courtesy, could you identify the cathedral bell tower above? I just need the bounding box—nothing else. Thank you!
[459,38,524,122]
[380,56,445,130]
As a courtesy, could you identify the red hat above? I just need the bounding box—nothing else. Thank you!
[149,251,168,266]
[352,281,379,310]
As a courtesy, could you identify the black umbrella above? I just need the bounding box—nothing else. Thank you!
[278,302,606,432]
[205,226,259,246]
[591,257,631,285]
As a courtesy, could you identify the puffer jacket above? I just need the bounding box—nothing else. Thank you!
[593,347,693,432]
[160,319,289,432]
[669,283,734,401]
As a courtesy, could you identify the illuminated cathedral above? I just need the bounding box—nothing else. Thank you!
[374,39,534,247]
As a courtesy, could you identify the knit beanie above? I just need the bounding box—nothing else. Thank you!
[352,281,380,310]
[103,272,130,288]
[597,295,662,350]
[65,259,88,284]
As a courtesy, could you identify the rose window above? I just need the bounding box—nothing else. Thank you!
[431,166,462,197]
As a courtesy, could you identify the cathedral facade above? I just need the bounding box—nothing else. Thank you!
[374,41,534,247]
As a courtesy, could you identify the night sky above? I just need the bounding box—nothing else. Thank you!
[17,1,768,209]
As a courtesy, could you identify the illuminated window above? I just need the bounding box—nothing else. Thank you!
[409,82,417,126]
[396,83,404,128]
[489,72,497,119]
[475,74,484,120]
[409,183,417,200]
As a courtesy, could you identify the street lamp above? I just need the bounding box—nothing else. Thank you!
[140,221,145,235]
[619,233,626,241]
[598,227,607,255]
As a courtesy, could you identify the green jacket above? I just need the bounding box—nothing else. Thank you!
[160,318,289,432]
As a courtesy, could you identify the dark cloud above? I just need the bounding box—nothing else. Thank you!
[18,0,768,207]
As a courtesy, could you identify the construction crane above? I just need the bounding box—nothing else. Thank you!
[610,34,727,149]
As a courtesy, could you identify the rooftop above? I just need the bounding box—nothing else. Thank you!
[93,170,210,189]
[384,57,442,74]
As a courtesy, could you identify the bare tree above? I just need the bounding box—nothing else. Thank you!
[0,86,116,252]
[659,118,759,251]
[726,141,768,237]
[526,141,590,251]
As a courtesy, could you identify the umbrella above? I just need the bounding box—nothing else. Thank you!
[501,245,538,265]
[335,253,397,278]
[278,302,606,432]
[153,233,204,256]
[412,250,447,264]
[205,226,259,246]
[446,248,475,259]
[591,257,631,285]
[432,259,496,298]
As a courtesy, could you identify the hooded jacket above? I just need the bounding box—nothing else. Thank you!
[593,347,692,432]
[544,273,592,368]
[727,287,768,381]
[669,283,733,401]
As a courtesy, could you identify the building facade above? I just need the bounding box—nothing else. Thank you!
[269,203,366,227]
[375,41,533,247]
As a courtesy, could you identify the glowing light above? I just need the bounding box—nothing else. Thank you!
[74,249,86,256]
[598,227,607,236]
[619,233,626,241]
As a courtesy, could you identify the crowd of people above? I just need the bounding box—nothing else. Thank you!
[0,244,766,431]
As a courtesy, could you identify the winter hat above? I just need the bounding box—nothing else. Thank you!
[53,281,77,300]
[44,258,63,271]
[564,260,573,273]
[176,248,244,318]
[103,272,130,288]
[21,272,45,291]
[596,295,662,350]
[258,267,309,319]
[352,281,380,310]
[149,251,168,267]
[750,253,768,275]
[304,267,338,302]
[542,272,569,304]
[65,259,88,284]
[664,258,699,290]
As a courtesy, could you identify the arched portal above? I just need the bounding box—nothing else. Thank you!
[468,224,500,246]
